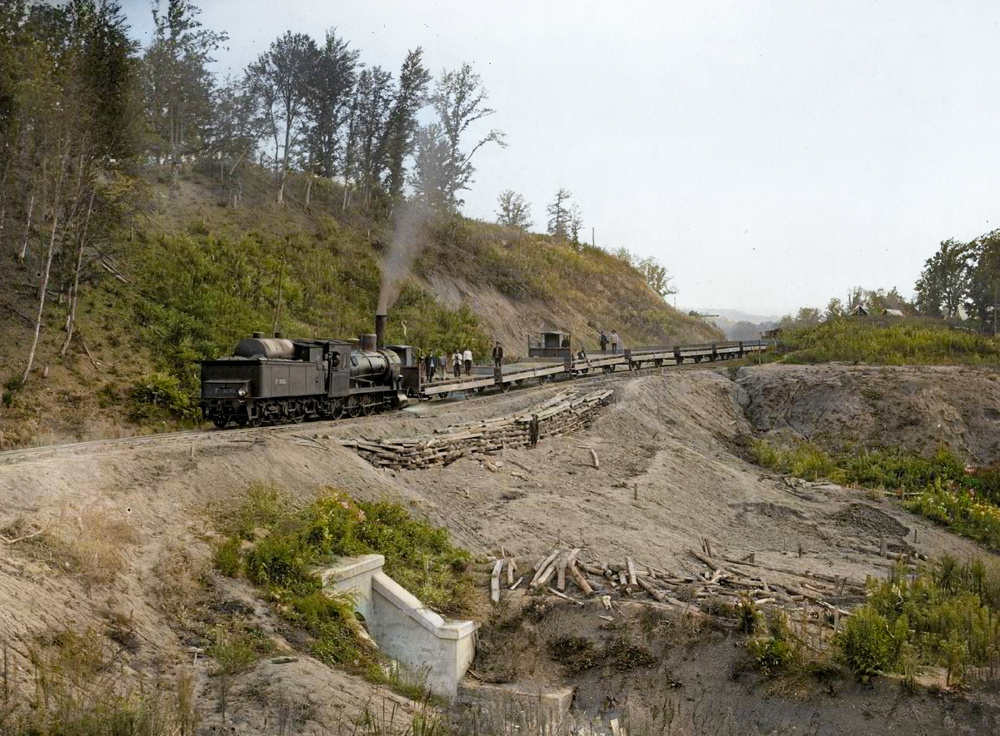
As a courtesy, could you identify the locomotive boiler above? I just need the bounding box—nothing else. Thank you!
[199,315,413,428]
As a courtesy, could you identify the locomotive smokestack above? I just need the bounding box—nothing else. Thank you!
[375,313,387,348]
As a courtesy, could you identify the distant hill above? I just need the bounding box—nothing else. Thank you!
[685,307,781,341]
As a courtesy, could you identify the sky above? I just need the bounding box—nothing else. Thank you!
[119,1,1000,316]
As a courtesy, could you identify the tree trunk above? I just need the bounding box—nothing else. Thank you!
[305,175,312,209]
[24,150,69,384]
[61,187,96,357]
[18,191,35,263]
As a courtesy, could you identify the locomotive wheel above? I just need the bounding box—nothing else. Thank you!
[501,381,511,393]
[347,403,362,418]
[212,417,228,429]
[235,416,248,428]
[247,416,262,428]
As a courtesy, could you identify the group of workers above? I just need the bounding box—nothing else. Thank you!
[421,347,474,381]
[420,340,507,382]
[597,329,621,355]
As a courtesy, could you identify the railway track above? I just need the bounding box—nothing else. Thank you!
[0,351,768,467]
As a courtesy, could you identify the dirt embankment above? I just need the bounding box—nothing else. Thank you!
[426,273,720,356]
[0,364,999,733]
[737,363,1000,463]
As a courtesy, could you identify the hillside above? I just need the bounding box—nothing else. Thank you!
[2,362,1000,733]
[0,166,719,449]
[773,316,1000,365]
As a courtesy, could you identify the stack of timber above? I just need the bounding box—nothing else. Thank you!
[492,542,866,629]
[343,388,613,470]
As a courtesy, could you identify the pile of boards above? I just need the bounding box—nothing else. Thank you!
[343,388,613,470]
[491,541,864,626]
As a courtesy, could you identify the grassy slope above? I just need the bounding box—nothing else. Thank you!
[776,317,1000,365]
[0,166,719,447]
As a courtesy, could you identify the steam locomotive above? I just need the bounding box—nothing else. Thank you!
[199,314,414,428]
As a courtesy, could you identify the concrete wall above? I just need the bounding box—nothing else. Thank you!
[318,555,478,699]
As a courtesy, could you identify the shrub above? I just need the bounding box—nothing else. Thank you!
[206,625,273,676]
[745,635,796,678]
[836,606,897,681]
[126,372,195,421]
[212,537,242,577]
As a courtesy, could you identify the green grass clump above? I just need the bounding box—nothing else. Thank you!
[213,485,477,687]
[743,611,803,678]
[212,537,242,577]
[745,435,1000,550]
[206,624,274,676]
[777,317,1000,366]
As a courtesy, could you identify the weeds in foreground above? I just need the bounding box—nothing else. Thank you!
[0,630,198,736]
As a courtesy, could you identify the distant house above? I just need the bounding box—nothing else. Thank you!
[849,306,869,317]
[883,309,905,317]
[762,328,782,339]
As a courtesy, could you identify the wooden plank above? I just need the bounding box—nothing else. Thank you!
[490,559,504,603]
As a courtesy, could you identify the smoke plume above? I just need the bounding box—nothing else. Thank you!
[378,200,432,314]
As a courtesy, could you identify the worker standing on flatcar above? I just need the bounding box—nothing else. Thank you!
[599,330,609,355]
[439,351,448,379]
[492,340,503,368]
[611,330,620,355]
[463,347,473,376]
[425,352,436,382]
[452,350,462,378]
[528,414,540,448]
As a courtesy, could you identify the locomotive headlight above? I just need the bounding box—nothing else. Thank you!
[237,387,248,397]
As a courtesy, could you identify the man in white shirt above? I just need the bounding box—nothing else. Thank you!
[463,348,473,376]
[452,351,462,378]
[611,330,620,355]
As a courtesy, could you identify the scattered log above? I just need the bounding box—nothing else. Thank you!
[568,563,593,595]
[589,449,599,469]
[491,559,504,603]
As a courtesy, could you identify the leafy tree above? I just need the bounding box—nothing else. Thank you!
[302,29,358,179]
[636,256,676,299]
[409,123,450,210]
[210,75,267,179]
[495,189,532,229]
[967,231,1000,334]
[546,188,571,240]
[915,239,972,319]
[141,0,226,167]
[825,297,844,320]
[247,31,319,204]
[379,48,431,204]
[348,65,395,210]
[421,63,506,210]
